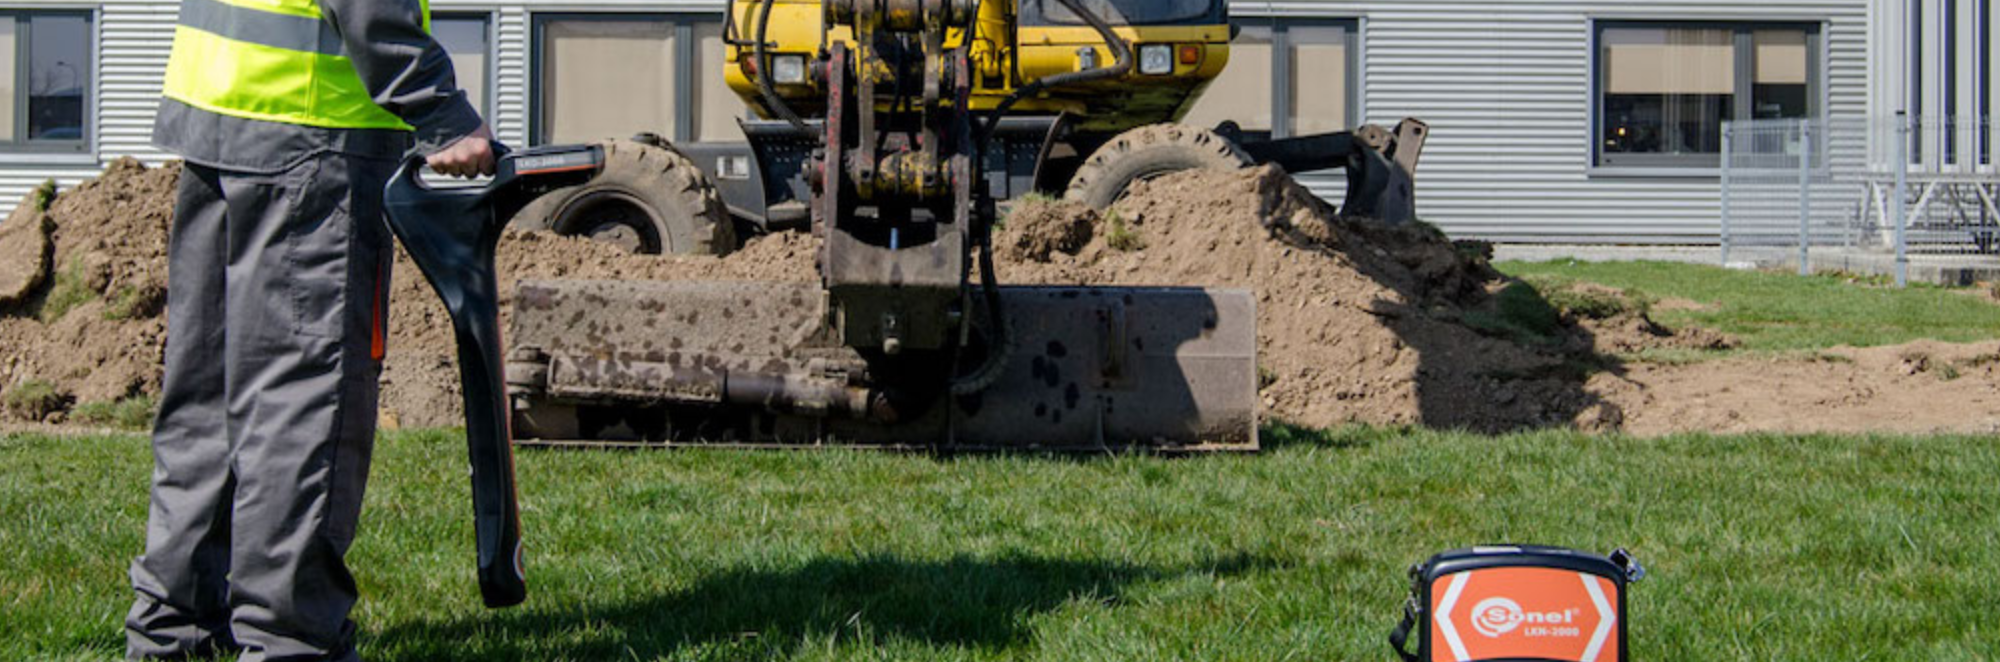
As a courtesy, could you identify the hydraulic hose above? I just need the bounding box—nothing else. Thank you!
[975,0,1132,151]
[959,0,1134,396]
[755,0,811,133]
[950,208,1012,397]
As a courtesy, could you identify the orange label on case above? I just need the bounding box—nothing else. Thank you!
[1429,567,1619,662]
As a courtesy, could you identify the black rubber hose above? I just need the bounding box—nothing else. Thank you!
[755,0,811,133]
[975,0,1131,151]
[955,0,1132,395]
[951,209,1011,397]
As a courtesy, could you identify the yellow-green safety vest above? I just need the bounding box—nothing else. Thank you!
[162,0,430,130]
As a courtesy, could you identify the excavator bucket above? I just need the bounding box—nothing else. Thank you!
[503,279,1260,451]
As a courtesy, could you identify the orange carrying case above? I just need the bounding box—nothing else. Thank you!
[1390,546,1644,662]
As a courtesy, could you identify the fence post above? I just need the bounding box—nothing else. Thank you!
[1894,112,1910,287]
[1720,122,1734,266]
[1798,118,1813,276]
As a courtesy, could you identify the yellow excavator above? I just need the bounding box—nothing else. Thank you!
[489,0,1428,450]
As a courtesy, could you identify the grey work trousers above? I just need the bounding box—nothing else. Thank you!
[126,153,395,662]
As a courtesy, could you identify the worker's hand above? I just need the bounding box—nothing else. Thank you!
[429,125,497,178]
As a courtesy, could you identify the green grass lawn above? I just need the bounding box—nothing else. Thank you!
[1496,260,2000,354]
[3,428,1995,661]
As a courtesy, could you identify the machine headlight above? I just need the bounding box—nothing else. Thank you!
[1139,44,1174,75]
[772,55,808,85]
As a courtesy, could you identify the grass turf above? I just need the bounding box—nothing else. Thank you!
[2,428,1995,661]
[1496,260,2000,355]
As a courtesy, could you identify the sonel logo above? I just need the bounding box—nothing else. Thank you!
[1470,597,1580,638]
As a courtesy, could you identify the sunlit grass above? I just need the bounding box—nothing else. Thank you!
[2,428,1995,660]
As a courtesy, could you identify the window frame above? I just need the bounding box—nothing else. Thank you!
[1196,14,1360,141]
[1023,0,1228,28]
[1980,0,1991,166]
[529,12,722,147]
[432,12,496,120]
[0,8,95,156]
[1588,18,1827,174]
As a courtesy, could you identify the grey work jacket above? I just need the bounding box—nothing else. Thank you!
[153,0,484,173]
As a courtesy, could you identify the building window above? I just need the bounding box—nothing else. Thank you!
[1595,21,1820,168]
[434,14,492,118]
[532,14,739,146]
[0,11,90,153]
[1179,18,1357,140]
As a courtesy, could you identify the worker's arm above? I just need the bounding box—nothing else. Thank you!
[319,0,494,176]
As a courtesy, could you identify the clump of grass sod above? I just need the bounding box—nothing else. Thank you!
[71,396,157,430]
[1104,208,1145,252]
[2,380,71,421]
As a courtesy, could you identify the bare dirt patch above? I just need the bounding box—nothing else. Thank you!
[1593,341,2000,436]
[5,160,1996,438]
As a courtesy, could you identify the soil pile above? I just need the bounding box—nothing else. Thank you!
[0,158,176,419]
[4,160,1994,437]
[997,167,1643,431]
[998,201,1094,262]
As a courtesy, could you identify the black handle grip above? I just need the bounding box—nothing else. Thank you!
[381,142,602,609]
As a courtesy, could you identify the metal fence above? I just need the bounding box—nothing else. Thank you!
[1721,114,2000,286]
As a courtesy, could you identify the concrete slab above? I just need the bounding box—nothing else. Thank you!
[1491,245,1725,266]
[1491,244,2000,286]
[1802,249,2000,286]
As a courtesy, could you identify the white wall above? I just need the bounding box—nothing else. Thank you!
[1868,0,1995,171]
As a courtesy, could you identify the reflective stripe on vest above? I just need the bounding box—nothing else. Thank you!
[162,0,431,130]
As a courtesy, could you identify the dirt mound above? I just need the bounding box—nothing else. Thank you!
[1516,280,1739,355]
[7,159,1994,438]
[996,167,1632,430]
[0,159,176,419]
[1580,314,1737,354]
[999,199,1096,262]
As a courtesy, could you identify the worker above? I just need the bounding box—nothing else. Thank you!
[123,0,494,659]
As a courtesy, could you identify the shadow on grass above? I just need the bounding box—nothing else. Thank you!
[370,552,1279,660]
[1258,421,1386,451]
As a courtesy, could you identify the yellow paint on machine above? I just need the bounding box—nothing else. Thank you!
[721,0,1233,131]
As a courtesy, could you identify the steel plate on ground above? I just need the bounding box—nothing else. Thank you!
[507,279,1259,451]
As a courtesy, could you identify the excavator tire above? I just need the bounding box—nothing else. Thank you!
[1064,124,1253,210]
[508,139,735,256]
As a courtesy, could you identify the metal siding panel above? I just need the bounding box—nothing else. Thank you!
[0,0,1881,239]
[1281,0,1872,243]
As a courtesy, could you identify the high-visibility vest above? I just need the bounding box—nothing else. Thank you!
[162,0,430,130]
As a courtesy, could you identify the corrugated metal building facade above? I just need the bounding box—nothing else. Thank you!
[0,0,1985,242]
